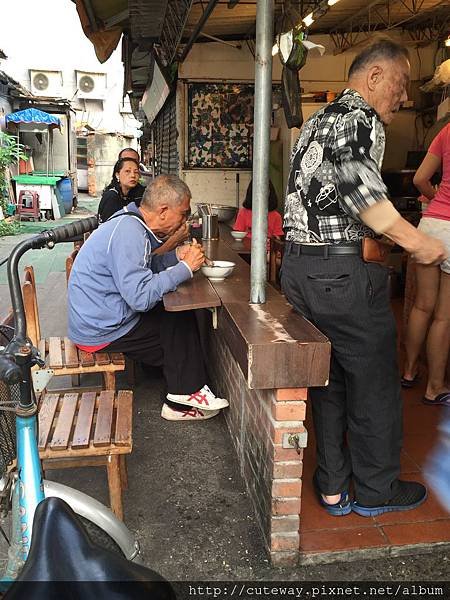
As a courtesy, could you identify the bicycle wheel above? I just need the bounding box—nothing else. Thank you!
[79,516,124,556]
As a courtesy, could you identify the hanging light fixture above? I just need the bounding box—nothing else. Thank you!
[302,12,315,27]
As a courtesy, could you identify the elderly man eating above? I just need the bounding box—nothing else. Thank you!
[68,174,228,421]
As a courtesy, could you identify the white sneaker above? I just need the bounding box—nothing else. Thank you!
[161,402,220,421]
[166,384,229,411]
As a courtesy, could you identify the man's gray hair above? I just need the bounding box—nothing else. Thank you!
[348,38,409,80]
[142,174,191,210]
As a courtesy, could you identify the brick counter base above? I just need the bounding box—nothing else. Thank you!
[209,329,307,567]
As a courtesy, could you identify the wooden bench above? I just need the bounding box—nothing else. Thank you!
[22,265,125,392]
[38,389,133,519]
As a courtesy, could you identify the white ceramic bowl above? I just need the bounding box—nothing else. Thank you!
[230,231,247,241]
[201,260,235,282]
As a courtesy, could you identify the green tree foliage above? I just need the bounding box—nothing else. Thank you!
[0,132,26,213]
[0,132,27,236]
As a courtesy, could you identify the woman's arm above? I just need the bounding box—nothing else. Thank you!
[413,152,441,201]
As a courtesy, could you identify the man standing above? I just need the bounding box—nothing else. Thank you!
[282,39,447,516]
[68,174,228,421]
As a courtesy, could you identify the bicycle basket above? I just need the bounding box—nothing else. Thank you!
[0,325,17,477]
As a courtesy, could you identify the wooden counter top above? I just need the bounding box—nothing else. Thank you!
[164,272,221,312]
[219,223,251,254]
[201,238,330,390]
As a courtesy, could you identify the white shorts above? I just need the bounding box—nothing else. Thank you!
[418,217,450,274]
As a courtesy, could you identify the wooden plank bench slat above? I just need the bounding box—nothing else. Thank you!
[63,337,80,368]
[38,339,47,365]
[93,390,114,447]
[94,352,111,366]
[114,390,133,447]
[50,393,78,450]
[48,337,63,369]
[79,350,96,367]
[38,393,59,450]
[110,353,126,366]
[71,392,96,449]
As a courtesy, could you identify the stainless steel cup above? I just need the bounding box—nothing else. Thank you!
[201,214,219,240]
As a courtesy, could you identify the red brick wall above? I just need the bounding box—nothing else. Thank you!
[209,329,307,566]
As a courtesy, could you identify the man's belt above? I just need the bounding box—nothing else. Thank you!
[285,241,361,258]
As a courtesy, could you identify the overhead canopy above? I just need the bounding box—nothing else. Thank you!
[6,108,61,130]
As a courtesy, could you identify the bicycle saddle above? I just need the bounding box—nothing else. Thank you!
[4,497,175,599]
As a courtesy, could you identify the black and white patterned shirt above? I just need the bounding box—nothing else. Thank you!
[284,89,389,244]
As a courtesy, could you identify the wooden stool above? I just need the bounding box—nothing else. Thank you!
[38,389,133,520]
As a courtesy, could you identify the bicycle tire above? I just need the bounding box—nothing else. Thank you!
[78,516,125,556]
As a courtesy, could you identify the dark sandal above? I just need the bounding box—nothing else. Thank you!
[401,373,420,388]
[422,392,450,406]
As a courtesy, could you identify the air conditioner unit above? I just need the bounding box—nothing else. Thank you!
[29,70,63,97]
[76,71,107,100]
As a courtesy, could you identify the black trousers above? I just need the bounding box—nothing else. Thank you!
[105,303,207,395]
[281,252,402,505]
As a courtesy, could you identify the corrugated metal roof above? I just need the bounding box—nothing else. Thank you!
[129,0,168,39]
[182,0,449,38]
[85,0,128,26]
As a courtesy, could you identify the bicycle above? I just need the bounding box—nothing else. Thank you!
[0,217,163,592]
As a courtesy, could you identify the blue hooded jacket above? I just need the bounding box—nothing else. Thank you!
[68,202,192,346]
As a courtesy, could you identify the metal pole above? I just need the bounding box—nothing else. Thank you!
[46,130,49,179]
[250,0,274,304]
[151,128,155,179]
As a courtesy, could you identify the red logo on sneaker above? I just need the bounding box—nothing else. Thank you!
[188,392,209,406]
[181,408,203,418]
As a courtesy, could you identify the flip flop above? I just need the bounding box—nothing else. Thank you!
[401,374,420,388]
[422,392,450,407]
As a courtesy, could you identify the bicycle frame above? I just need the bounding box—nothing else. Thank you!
[0,217,137,586]
[1,414,45,585]
[0,231,54,584]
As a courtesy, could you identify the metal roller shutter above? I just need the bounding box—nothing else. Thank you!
[153,94,178,176]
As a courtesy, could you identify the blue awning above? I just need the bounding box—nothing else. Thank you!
[6,108,61,129]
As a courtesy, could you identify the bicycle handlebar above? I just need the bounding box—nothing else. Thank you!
[0,354,22,385]
[44,216,98,245]
[2,216,99,401]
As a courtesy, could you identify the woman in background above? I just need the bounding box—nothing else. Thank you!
[402,123,450,406]
[98,157,142,222]
[233,179,284,240]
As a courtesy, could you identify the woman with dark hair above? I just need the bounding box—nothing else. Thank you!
[98,157,144,222]
[233,179,284,240]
